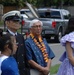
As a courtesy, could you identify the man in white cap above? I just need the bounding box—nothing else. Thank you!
[2,10,30,75]
[25,19,55,75]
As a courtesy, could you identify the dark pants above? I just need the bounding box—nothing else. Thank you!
[19,68,30,75]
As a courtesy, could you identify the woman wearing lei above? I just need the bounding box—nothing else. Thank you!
[25,19,55,75]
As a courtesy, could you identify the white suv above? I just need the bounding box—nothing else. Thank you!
[20,9,35,18]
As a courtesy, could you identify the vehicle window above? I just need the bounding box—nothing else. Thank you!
[20,11,30,14]
[20,11,25,14]
[38,12,46,18]
[50,11,61,19]
[63,14,71,19]
[38,10,61,19]
[45,12,50,18]
[62,10,71,19]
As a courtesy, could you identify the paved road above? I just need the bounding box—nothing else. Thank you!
[49,43,65,66]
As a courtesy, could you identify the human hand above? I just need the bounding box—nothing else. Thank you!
[40,67,50,75]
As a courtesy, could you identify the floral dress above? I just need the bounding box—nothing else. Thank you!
[57,32,74,75]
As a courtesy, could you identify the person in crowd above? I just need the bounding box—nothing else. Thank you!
[0,29,3,55]
[57,16,74,75]
[0,29,3,37]
[25,19,55,75]
[2,10,30,75]
[0,32,19,75]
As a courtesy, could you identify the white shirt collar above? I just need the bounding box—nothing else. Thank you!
[8,29,17,36]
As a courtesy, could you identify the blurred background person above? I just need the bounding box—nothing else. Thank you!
[0,28,3,55]
[0,33,19,75]
[0,29,3,37]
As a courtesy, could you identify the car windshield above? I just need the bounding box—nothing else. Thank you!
[20,11,30,14]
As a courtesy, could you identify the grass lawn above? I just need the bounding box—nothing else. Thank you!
[50,64,60,75]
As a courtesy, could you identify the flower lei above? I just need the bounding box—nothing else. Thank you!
[30,33,49,63]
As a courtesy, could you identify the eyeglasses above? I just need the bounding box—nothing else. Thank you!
[32,25,42,28]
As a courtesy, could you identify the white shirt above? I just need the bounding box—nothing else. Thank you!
[0,55,8,75]
[8,29,17,36]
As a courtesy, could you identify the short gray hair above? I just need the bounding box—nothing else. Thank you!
[29,19,43,28]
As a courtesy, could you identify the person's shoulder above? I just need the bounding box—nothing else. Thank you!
[64,32,74,39]
[17,33,23,36]
[0,56,9,64]
[61,32,74,39]
[25,37,31,42]
[60,31,74,45]
[43,38,48,42]
[68,31,74,36]
[17,33,24,38]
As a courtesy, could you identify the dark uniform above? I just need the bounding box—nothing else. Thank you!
[2,10,30,75]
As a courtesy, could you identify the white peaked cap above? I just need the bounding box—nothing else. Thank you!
[2,10,20,21]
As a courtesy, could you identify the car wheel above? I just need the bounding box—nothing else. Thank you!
[55,29,62,42]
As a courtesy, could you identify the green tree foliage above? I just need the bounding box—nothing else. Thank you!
[0,0,25,7]
[64,0,74,6]
[0,0,16,6]
[0,0,74,8]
